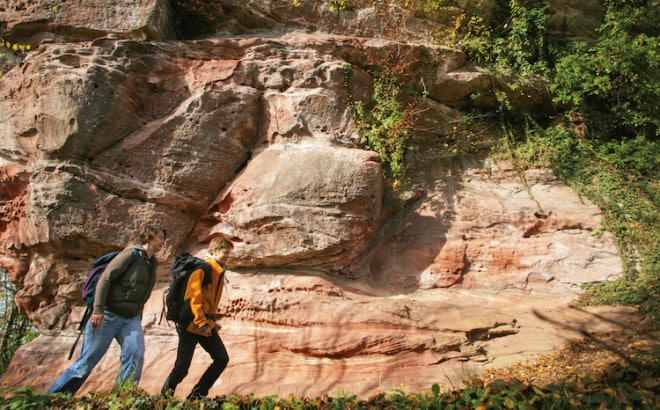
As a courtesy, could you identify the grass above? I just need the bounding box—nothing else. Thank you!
[1,360,657,410]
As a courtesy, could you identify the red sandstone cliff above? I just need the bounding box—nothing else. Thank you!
[0,0,631,399]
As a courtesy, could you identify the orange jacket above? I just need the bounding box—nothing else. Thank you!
[185,258,225,335]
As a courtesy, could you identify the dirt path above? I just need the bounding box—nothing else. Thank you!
[482,313,658,388]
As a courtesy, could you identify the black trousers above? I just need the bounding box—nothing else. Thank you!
[161,326,229,398]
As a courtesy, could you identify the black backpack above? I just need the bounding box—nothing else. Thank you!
[161,252,212,325]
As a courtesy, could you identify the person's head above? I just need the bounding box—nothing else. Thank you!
[140,226,167,253]
[208,236,233,264]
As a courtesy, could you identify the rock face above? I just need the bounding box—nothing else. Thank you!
[0,0,627,399]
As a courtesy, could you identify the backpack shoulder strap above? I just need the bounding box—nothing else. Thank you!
[109,248,141,283]
[68,306,92,360]
[130,248,141,265]
[200,260,213,287]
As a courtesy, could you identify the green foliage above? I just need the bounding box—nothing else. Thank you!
[452,0,659,322]
[353,74,410,187]
[0,384,218,409]
[0,270,39,376]
[0,387,56,410]
[491,1,550,78]
[293,0,346,11]
[559,138,659,318]
[539,1,659,321]
[506,120,659,320]
[448,0,559,136]
[337,0,658,324]
[0,37,32,79]
[599,136,659,177]
[454,0,553,79]
[346,66,417,191]
[450,13,491,61]
[1,362,657,409]
[1,39,31,53]
[550,3,659,139]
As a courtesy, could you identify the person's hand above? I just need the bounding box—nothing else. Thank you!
[90,313,104,329]
[200,325,212,337]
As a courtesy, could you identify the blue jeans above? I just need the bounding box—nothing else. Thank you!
[48,311,145,394]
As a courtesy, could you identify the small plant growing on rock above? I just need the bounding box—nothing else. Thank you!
[1,39,31,53]
[343,63,419,192]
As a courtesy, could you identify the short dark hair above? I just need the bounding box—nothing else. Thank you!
[140,226,166,244]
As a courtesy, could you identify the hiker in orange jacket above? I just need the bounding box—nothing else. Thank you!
[161,236,234,400]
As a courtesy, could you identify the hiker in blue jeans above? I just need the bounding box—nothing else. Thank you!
[48,226,166,395]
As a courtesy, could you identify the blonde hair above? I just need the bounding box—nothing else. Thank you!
[208,237,233,254]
